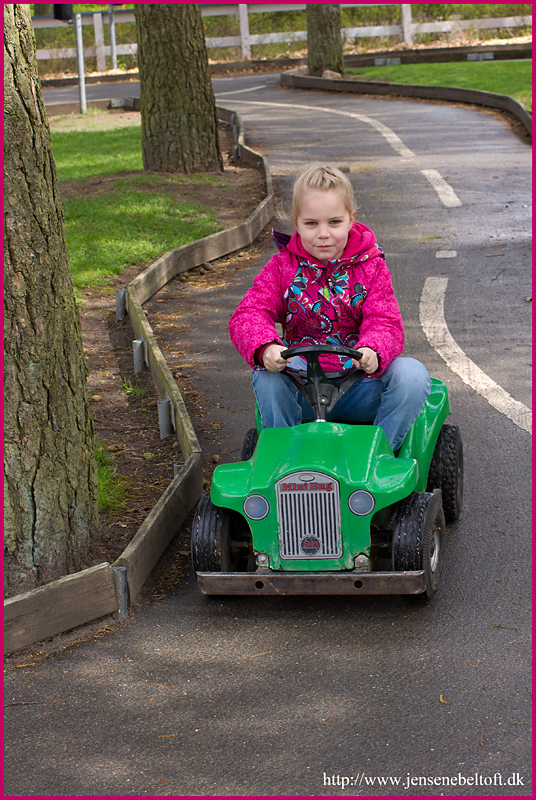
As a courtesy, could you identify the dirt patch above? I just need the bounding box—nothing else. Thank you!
[50,108,143,132]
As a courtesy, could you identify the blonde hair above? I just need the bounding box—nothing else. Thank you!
[288,164,356,223]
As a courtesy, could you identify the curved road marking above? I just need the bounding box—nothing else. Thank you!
[215,97,417,159]
[218,95,464,203]
[420,277,532,434]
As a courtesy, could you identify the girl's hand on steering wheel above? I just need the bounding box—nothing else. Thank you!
[262,344,289,372]
[352,347,379,374]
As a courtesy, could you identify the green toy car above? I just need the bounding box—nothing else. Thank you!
[192,344,463,599]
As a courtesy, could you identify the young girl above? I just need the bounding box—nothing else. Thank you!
[229,164,430,453]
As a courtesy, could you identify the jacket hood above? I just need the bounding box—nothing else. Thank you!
[272,221,382,266]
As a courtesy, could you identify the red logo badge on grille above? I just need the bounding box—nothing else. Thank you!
[301,536,321,555]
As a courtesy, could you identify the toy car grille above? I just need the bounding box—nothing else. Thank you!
[276,471,342,559]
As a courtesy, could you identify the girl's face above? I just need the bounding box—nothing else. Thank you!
[295,188,356,265]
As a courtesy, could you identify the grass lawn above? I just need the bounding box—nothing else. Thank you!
[51,124,143,181]
[63,178,223,288]
[51,117,225,290]
[345,60,532,111]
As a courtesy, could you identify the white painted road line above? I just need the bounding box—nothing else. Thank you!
[215,85,269,96]
[421,169,462,207]
[217,96,465,204]
[216,98,417,159]
[420,277,532,435]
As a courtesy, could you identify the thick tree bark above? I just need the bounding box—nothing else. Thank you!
[134,4,223,174]
[4,4,98,596]
[307,4,344,76]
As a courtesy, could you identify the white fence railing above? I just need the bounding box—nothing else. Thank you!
[33,4,531,67]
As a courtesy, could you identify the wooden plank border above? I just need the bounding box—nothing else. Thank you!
[115,453,203,602]
[4,563,118,655]
[126,287,201,460]
[4,108,274,655]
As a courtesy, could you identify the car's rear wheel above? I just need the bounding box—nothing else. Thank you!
[192,494,252,573]
[392,491,445,599]
[426,424,463,522]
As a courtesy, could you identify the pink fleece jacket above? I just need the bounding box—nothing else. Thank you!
[229,221,404,374]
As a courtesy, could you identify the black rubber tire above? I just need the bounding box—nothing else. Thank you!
[392,491,445,600]
[191,494,250,573]
[241,427,259,461]
[426,424,463,523]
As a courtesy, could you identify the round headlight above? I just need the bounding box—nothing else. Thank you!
[243,494,269,520]
[348,490,375,516]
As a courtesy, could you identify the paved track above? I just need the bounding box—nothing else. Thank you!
[5,74,531,797]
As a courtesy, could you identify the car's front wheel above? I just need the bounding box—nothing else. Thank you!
[392,491,445,600]
[192,494,252,574]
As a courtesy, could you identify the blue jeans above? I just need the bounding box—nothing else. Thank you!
[252,356,431,452]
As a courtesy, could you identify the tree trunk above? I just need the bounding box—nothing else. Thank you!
[307,4,344,77]
[33,5,52,16]
[134,4,223,174]
[4,4,98,596]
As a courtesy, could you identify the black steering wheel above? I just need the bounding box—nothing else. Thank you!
[281,343,364,422]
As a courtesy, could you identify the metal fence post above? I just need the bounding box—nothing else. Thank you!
[115,289,127,321]
[112,565,129,621]
[133,339,145,373]
[157,399,173,439]
[74,12,86,114]
[238,4,251,60]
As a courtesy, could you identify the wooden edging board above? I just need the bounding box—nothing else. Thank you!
[126,287,201,460]
[4,108,274,656]
[279,70,532,137]
[4,563,119,655]
[115,453,203,602]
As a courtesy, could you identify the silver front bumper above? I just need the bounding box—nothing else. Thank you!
[196,570,425,596]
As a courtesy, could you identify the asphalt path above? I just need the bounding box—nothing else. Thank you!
[5,74,532,797]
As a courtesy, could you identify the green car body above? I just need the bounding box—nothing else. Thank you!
[209,378,450,573]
